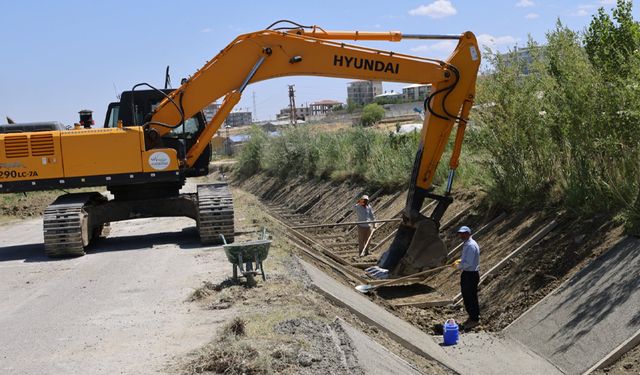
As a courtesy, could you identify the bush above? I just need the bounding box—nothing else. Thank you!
[472,1,640,220]
[236,126,268,177]
[360,103,385,127]
[235,125,433,190]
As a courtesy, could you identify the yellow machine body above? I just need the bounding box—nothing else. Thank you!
[0,127,179,191]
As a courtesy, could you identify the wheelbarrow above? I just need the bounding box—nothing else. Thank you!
[219,228,271,282]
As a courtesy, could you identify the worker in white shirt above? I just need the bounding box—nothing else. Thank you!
[353,194,376,255]
[452,225,480,328]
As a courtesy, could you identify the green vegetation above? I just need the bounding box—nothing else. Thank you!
[235,124,485,192]
[236,126,268,177]
[359,103,385,127]
[236,0,640,232]
[236,126,418,189]
[472,0,640,232]
[345,100,362,113]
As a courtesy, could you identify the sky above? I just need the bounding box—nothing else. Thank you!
[0,0,635,126]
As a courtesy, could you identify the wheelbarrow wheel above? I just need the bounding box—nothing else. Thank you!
[245,272,256,286]
[233,264,238,280]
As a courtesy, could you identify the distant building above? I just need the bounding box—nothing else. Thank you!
[347,80,383,105]
[403,84,431,102]
[225,111,252,127]
[499,46,539,75]
[374,90,403,103]
[309,100,342,116]
[203,102,221,122]
[277,105,311,121]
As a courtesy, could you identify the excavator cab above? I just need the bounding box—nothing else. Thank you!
[103,89,211,178]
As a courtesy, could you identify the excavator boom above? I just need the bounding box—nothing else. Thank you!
[149,29,480,194]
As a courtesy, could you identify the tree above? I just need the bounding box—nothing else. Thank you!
[346,100,362,113]
[360,103,385,127]
[584,0,640,79]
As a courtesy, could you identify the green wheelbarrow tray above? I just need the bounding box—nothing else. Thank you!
[220,233,271,281]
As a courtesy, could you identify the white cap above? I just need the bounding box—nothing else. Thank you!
[361,195,369,201]
[457,225,471,233]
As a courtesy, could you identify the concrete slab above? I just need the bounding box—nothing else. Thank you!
[298,258,455,368]
[299,258,560,375]
[336,318,422,375]
[505,236,640,375]
[435,333,563,375]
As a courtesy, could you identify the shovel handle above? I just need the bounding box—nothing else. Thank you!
[370,263,452,289]
[359,228,376,257]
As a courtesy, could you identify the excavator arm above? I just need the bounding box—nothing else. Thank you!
[145,24,480,276]
[148,26,480,195]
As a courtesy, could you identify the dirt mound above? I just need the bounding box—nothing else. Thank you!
[0,191,61,218]
[593,343,640,374]
[185,300,364,374]
[274,318,363,374]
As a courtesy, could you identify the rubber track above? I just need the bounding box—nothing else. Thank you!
[197,183,234,244]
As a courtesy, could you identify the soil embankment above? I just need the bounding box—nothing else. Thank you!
[236,172,627,336]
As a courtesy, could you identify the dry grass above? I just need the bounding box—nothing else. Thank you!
[189,279,242,302]
[223,317,246,337]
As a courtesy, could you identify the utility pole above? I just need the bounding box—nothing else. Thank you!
[288,84,297,126]
[252,91,257,122]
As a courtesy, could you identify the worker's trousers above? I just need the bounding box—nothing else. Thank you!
[357,226,372,254]
[460,271,480,321]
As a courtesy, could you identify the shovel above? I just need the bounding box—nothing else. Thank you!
[355,264,451,293]
[359,227,376,257]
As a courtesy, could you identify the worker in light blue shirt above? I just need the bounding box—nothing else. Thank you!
[452,225,481,327]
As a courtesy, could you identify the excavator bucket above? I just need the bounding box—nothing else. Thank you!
[377,214,447,278]
[390,217,447,277]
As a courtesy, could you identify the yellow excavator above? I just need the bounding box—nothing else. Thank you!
[0,21,480,273]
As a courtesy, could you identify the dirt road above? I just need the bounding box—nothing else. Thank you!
[0,216,232,374]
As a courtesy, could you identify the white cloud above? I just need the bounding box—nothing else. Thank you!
[599,0,616,4]
[525,12,539,19]
[200,28,211,33]
[410,40,457,53]
[516,0,534,7]
[409,0,458,19]
[477,34,519,51]
[571,4,594,17]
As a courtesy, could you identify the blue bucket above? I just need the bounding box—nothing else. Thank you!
[443,319,459,346]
